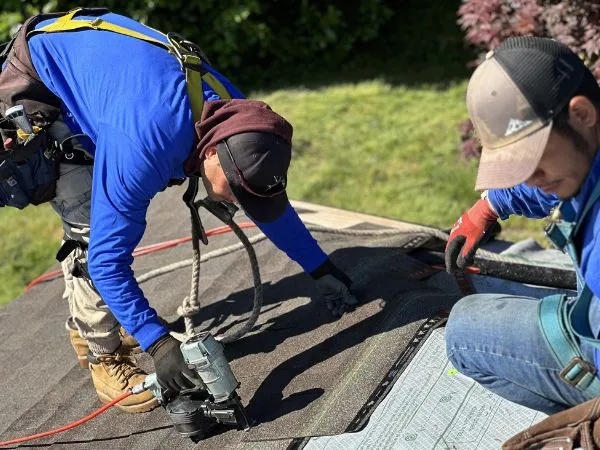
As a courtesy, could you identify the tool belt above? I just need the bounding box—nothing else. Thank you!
[0,7,232,208]
[502,395,600,450]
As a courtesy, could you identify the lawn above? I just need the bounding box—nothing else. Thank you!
[260,80,545,242]
[0,78,547,307]
[0,204,62,306]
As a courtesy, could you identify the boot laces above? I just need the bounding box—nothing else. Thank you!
[96,354,142,384]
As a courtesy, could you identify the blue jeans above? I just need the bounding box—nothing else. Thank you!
[446,294,596,415]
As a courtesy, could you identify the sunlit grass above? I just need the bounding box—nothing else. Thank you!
[0,204,62,305]
[259,80,547,239]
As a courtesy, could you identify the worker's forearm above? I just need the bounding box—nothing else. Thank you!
[252,203,328,273]
[487,184,559,220]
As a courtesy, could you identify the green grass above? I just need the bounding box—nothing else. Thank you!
[0,204,62,306]
[0,78,548,307]
[259,80,547,237]
[260,80,475,227]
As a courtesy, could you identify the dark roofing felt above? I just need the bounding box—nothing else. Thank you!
[0,184,463,449]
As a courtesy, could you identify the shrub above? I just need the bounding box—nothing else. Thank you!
[458,118,481,160]
[458,0,543,53]
[0,1,393,88]
[457,0,600,159]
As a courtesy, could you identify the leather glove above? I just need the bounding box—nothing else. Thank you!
[445,198,499,272]
[310,259,358,316]
[148,334,201,396]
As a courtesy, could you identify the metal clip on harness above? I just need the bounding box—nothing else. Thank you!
[166,32,211,68]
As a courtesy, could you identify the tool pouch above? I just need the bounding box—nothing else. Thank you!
[502,396,600,450]
[0,9,109,125]
[0,142,58,208]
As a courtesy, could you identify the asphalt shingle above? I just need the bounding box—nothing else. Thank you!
[0,185,461,449]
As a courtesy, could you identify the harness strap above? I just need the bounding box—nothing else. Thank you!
[56,238,87,262]
[183,54,209,122]
[571,285,600,347]
[574,183,600,236]
[28,8,232,121]
[540,181,600,394]
[30,10,168,47]
[539,294,600,394]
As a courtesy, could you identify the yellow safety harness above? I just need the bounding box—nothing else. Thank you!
[27,8,232,121]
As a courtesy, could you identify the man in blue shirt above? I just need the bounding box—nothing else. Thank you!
[445,37,600,414]
[0,10,356,412]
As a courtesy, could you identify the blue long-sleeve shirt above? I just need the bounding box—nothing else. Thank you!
[488,185,559,220]
[27,12,327,350]
[488,150,600,368]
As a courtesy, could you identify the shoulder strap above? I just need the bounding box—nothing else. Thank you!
[574,181,600,236]
[564,182,600,351]
[27,8,233,121]
[28,8,170,50]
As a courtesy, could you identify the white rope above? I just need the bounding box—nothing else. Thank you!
[136,224,448,287]
[178,250,201,336]
[305,224,450,241]
[136,233,268,285]
[136,222,560,343]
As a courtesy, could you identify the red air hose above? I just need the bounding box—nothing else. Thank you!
[2,223,259,446]
[25,222,257,291]
[0,390,133,447]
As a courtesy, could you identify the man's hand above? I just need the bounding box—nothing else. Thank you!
[445,198,499,272]
[148,334,202,397]
[310,260,358,316]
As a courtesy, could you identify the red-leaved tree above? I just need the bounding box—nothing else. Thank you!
[457,0,600,159]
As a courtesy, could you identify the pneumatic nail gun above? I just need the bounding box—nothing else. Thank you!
[137,332,251,442]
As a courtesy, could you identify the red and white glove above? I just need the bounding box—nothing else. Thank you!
[445,198,499,272]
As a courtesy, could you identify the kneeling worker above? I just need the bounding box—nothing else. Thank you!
[445,36,600,415]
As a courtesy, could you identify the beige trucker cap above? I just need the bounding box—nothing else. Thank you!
[467,37,586,190]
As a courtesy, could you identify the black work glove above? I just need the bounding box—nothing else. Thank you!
[148,334,201,396]
[310,259,358,316]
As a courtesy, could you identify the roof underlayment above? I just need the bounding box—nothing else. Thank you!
[0,185,572,449]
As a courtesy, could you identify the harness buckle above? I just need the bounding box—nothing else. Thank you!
[559,357,597,389]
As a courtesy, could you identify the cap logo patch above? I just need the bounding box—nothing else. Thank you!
[266,175,286,191]
[504,118,533,136]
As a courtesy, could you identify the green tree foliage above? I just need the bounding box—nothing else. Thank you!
[0,0,54,38]
[0,0,393,88]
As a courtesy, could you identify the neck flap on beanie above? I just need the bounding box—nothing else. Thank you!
[184,99,293,176]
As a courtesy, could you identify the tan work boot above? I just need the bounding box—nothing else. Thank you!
[88,352,158,413]
[119,327,142,354]
[66,319,142,368]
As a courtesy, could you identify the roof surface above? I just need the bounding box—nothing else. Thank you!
[0,185,552,449]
